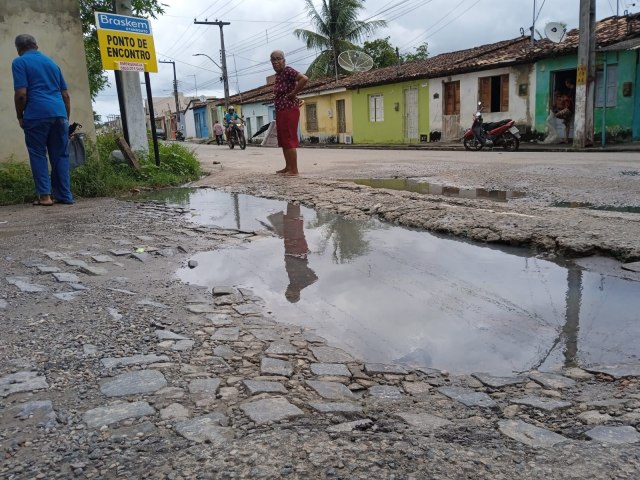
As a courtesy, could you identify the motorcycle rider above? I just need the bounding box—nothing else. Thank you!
[224,107,241,140]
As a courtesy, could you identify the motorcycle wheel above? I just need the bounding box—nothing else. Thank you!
[463,136,483,151]
[501,132,520,151]
[227,133,235,149]
[239,131,247,150]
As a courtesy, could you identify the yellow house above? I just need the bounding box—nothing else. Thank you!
[299,86,354,144]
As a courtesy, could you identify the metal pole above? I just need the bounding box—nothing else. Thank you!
[144,72,160,166]
[114,72,130,144]
[218,24,231,109]
[601,58,608,147]
[532,0,537,47]
[159,60,180,139]
[193,20,231,109]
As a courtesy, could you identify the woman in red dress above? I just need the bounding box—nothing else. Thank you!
[270,50,308,176]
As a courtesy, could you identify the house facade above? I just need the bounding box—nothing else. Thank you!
[351,79,429,145]
[429,63,536,141]
[300,88,353,144]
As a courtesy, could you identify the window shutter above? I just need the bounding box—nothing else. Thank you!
[369,95,376,122]
[606,65,618,107]
[595,70,605,107]
[479,77,491,109]
[376,96,384,122]
[500,74,510,112]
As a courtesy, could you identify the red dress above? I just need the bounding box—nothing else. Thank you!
[274,66,300,149]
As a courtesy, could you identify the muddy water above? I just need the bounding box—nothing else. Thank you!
[159,188,640,375]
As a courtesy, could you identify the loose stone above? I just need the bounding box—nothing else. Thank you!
[368,386,403,400]
[309,346,355,363]
[364,363,409,375]
[101,354,170,369]
[240,397,304,425]
[0,371,49,397]
[511,396,572,412]
[472,372,528,388]
[310,363,351,377]
[100,370,167,397]
[261,358,293,377]
[438,387,497,408]
[243,380,287,395]
[83,401,155,428]
[307,381,356,401]
[585,426,640,444]
[528,371,577,389]
[498,420,567,447]
[175,413,232,444]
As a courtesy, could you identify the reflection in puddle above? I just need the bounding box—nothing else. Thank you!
[152,189,640,376]
[345,178,526,202]
[553,201,640,214]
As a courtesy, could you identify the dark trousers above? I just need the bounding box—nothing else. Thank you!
[23,117,73,203]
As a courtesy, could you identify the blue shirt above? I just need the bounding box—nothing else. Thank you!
[225,112,239,124]
[12,50,68,120]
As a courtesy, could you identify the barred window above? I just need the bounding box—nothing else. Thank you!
[305,103,318,131]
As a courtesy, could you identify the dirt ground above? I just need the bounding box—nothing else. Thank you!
[1,144,639,480]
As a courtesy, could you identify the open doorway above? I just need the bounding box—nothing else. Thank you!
[549,69,577,140]
[550,69,577,109]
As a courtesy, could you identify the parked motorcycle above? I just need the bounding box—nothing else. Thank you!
[176,130,185,141]
[226,118,247,150]
[463,102,520,151]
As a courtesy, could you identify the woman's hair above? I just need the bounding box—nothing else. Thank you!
[270,50,285,60]
[15,34,38,51]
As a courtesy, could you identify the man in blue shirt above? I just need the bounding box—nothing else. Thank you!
[12,34,73,206]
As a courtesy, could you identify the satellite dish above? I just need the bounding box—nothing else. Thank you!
[544,22,567,43]
[199,95,206,103]
[338,50,374,72]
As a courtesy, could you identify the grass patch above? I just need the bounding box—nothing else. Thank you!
[0,132,202,205]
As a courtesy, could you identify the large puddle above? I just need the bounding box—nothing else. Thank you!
[146,189,640,375]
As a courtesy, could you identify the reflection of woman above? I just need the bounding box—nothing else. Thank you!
[267,203,318,303]
[270,50,308,176]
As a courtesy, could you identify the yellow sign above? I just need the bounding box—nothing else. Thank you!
[576,65,587,86]
[95,12,157,73]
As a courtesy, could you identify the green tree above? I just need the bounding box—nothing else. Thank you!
[363,37,399,68]
[402,42,429,63]
[294,0,386,79]
[79,1,165,99]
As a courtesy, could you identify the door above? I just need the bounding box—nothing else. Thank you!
[442,80,460,141]
[194,109,209,138]
[404,88,419,142]
[336,99,346,133]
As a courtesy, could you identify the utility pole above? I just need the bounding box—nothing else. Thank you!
[574,0,596,147]
[159,60,181,138]
[194,19,231,109]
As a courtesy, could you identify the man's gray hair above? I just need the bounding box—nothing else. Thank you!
[15,34,38,50]
[270,50,285,59]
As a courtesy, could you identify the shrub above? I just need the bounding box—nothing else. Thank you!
[0,132,202,205]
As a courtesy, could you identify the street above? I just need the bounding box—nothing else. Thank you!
[1,145,639,479]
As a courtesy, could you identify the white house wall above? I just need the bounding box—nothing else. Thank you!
[429,64,536,137]
[1,0,95,163]
[241,102,274,141]
[184,109,196,139]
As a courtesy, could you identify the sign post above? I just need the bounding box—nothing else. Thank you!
[95,11,158,158]
[95,12,158,73]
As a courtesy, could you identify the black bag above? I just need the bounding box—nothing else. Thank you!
[68,133,86,169]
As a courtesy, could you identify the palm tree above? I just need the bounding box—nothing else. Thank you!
[294,0,386,79]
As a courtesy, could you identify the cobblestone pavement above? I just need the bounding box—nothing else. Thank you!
[1,197,639,479]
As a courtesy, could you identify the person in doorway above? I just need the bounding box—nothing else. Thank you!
[12,33,73,206]
[270,50,308,176]
[213,120,224,145]
[555,79,576,143]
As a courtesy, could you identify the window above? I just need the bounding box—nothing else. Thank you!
[443,81,460,115]
[305,103,318,131]
[478,74,509,112]
[595,65,617,108]
[369,94,384,122]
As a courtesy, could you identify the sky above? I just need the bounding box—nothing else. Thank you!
[92,0,640,120]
